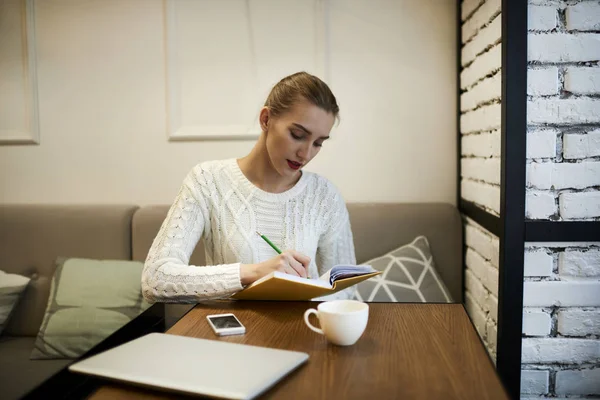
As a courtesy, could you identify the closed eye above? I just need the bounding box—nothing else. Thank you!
[290,131,303,140]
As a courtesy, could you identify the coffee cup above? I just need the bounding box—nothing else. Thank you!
[303,299,369,346]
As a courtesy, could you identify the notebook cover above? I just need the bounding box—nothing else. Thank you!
[231,272,381,301]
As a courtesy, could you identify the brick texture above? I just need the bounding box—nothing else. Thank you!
[566,2,600,31]
[528,5,557,31]
[528,33,600,63]
[464,219,499,360]
[555,368,600,396]
[527,67,559,97]
[460,0,502,363]
[462,0,500,43]
[521,369,550,395]
[558,309,600,336]
[522,338,600,364]
[565,67,600,95]
[563,130,600,159]
[527,129,557,159]
[559,192,600,219]
[523,310,552,337]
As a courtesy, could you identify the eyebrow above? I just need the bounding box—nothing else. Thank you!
[292,123,330,140]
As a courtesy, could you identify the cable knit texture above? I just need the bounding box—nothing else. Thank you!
[142,158,357,303]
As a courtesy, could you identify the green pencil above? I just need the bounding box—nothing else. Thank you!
[256,231,282,254]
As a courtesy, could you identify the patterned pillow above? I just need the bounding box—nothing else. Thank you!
[354,236,453,303]
[31,258,151,359]
[0,270,31,335]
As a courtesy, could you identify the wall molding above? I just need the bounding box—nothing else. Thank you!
[0,0,40,145]
[164,0,328,142]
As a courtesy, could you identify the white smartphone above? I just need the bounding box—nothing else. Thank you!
[206,313,246,336]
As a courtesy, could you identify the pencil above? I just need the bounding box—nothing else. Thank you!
[256,231,282,254]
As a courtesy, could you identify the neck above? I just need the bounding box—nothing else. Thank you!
[238,133,301,193]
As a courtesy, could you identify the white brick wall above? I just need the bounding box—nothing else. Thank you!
[461,103,501,133]
[527,68,559,96]
[461,73,501,112]
[559,249,600,277]
[461,158,500,185]
[522,338,600,364]
[461,179,500,215]
[528,99,600,125]
[523,310,552,336]
[527,161,600,190]
[524,249,554,277]
[565,67,600,95]
[526,191,557,219]
[460,43,501,89]
[524,281,600,307]
[528,5,557,31]
[566,2,600,31]
[559,191,600,219]
[528,33,600,63]
[563,130,600,159]
[558,309,600,336]
[527,129,557,158]
[462,0,500,43]
[466,247,499,297]
[462,14,501,67]
[521,370,550,395]
[523,242,600,398]
[461,130,501,157]
[555,368,600,396]
[460,1,501,363]
[463,218,499,361]
[462,0,484,22]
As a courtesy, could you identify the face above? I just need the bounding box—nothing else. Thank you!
[260,99,335,179]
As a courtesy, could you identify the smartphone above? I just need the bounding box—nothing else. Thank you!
[206,313,246,336]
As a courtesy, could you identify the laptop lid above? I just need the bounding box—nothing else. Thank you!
[68,332,309,400]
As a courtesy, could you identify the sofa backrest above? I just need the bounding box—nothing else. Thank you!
[0,205,138,336]
[0,202,463,337]
[345,203,463,302]
[131,203,463,301]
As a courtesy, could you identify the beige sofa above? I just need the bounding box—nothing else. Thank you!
[0,203,462,400]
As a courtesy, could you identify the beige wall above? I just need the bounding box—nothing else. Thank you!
[0,0,457,206]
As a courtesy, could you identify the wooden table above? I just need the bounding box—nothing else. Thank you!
[88,302,509,400]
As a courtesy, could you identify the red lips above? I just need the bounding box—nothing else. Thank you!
[287,160,302,170]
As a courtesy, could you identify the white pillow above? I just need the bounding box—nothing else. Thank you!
[0,270,31,335]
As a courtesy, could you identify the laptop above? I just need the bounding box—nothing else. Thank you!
[68,333,309,400]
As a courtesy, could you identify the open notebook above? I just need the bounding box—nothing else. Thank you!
[232,264,381,301]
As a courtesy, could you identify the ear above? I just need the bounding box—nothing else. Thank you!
[259,107,270,133]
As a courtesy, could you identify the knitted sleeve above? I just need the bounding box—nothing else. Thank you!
[314,187,358,301]
[141,167,243,303]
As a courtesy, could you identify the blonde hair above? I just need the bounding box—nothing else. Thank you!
[264,72,339,121]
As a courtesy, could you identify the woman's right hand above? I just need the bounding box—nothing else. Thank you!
[240,250,310,286]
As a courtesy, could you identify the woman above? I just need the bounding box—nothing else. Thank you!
[142,71,357,303]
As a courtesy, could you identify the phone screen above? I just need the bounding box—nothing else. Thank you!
[208,315,243,329]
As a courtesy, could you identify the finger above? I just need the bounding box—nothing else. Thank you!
[284,263,301,277]
[288,257,307,278]
[282,253,305,277]
[288,250,311,268]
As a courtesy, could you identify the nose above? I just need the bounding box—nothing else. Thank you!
[296,142,312,161]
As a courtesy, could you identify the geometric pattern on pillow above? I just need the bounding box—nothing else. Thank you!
[30,258,151,360]
[0,269,31,335]
[354,236,453,303]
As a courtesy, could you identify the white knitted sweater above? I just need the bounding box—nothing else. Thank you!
[142,158,357,303]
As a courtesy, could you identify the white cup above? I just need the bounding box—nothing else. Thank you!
[303,300,369,346]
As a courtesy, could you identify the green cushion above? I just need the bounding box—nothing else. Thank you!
[30,258,151,359]
[354,236,453,303]
[0,270,31,335]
